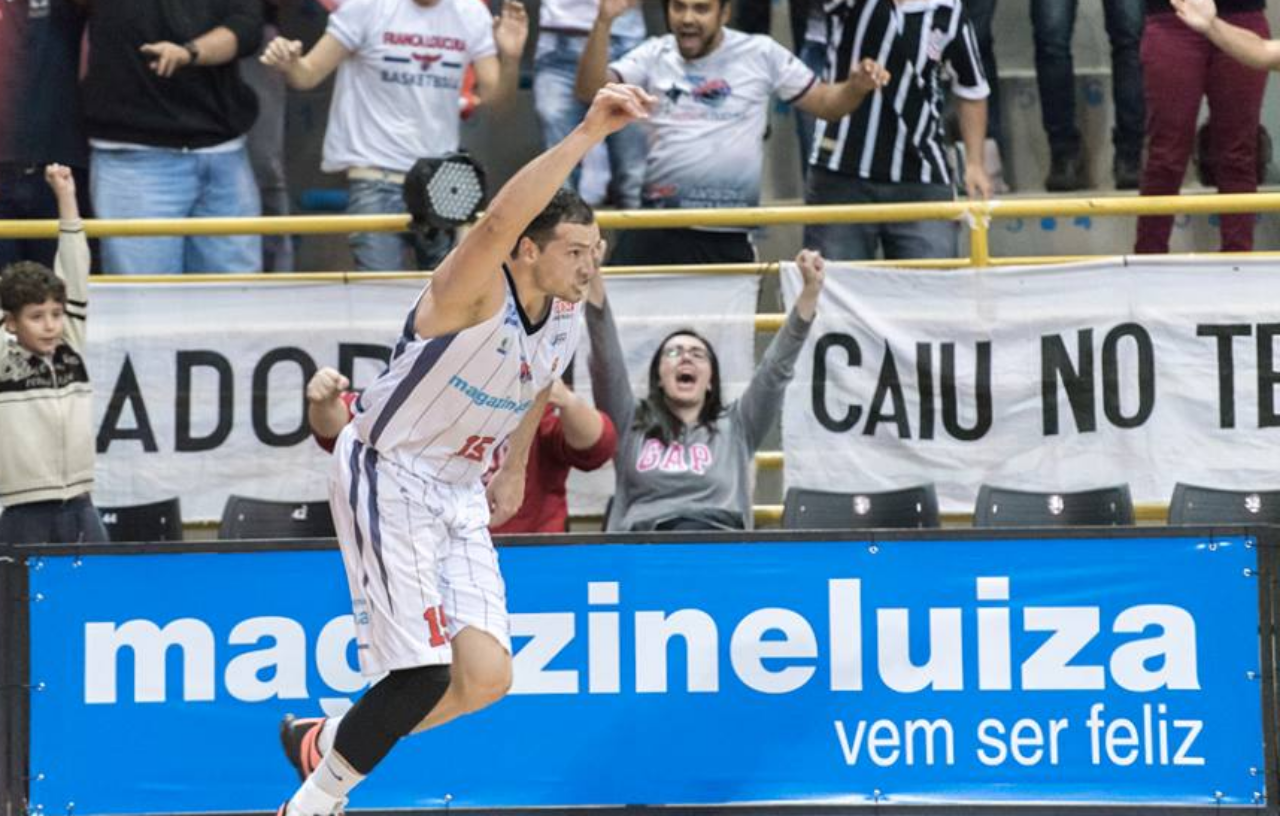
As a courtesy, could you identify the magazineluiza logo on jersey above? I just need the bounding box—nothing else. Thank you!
[448,374,532,412]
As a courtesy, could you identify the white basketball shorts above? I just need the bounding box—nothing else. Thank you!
[329,425,511,677]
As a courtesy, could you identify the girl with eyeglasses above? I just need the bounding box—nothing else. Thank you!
[586,248,827,531]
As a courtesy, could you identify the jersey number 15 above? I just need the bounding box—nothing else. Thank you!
[455,435,496,463]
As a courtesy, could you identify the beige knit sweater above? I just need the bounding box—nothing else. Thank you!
[0,220,94,507]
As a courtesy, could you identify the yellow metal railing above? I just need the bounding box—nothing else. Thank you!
[7,190,1280,268]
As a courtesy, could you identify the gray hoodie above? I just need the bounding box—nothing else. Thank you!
[587,297,813,531]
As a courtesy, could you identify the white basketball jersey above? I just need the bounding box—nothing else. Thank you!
[352,268,582,484]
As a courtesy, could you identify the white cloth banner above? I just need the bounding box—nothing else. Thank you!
[780,257,1280,512]
[86,274,760,522]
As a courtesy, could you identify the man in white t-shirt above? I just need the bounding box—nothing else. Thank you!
[261,0,528,271]
[576,0,888,266]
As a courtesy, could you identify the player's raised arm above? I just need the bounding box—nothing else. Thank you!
[415,83,652,338]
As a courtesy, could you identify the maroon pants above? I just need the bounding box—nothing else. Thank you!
[1135,11,1269,253]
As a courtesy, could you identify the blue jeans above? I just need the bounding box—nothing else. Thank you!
[0,494,108,544]
[803,167,958,261]
[1031,0,1144,159]
[91,145,262,274]
[533,31,646,208]
[793,39,828,175]
[347,177,454,271]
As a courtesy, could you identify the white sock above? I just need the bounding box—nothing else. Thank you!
[316,716,340,755]
[288,752,364,816]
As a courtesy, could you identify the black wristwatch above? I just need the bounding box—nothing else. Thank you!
[182,40,200,66]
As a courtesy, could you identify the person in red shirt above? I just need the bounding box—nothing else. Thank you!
[306,364,616,533]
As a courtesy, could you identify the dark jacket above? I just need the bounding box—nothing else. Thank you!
[83,0,262,148]
[0,0,89,166]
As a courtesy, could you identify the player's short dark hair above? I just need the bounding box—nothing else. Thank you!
[667,0,730,11]
[0,262,65,314]
[516,188,595,254]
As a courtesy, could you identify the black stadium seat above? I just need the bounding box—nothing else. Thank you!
[973,484,1134,528]
[218,496,335,540]
[782,485,940,530]
[98,498,183,543]
[1168,483,1280,524]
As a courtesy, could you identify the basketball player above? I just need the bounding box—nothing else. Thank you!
[275,83,654,816]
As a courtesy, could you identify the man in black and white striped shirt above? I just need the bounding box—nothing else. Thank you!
[803,0,991,261]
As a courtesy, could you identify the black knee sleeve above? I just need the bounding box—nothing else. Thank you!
[332,664,451,775]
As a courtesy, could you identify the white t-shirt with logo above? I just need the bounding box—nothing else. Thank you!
[609,29,815,213]
[323,0,496,174]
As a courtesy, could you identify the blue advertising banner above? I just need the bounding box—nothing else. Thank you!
[26,535,1266,812]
